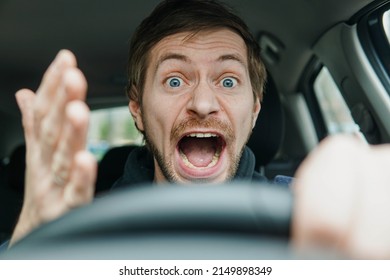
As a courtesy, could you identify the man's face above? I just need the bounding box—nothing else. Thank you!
[130,29,260,183]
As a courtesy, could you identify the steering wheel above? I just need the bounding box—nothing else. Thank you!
[2,182,293,259]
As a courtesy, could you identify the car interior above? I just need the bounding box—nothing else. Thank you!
[0,0,389,258]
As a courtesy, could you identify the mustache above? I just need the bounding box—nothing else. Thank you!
[171,117,234,143]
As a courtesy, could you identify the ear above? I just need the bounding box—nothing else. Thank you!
[252,98,261,129]
[129,99,144,132]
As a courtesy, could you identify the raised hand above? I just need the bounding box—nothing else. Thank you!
[10,50,97,246]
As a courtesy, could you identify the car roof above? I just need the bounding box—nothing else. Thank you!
[0,0,376,112]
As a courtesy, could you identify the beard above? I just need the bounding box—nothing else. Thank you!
[142,116,251,183]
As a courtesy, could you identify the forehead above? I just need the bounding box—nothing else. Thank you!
[148,29,248,66]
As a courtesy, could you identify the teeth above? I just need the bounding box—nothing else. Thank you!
[187,133,218,138]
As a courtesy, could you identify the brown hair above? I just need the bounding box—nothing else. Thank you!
[127,0,266,105]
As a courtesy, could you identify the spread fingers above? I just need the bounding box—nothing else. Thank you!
[40,67,88,163]
[51,101,90,188]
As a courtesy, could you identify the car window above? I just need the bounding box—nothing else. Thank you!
[313,67,364,138]
[376,6,390,79]
[384,9,390,44]
[87,107,143,160]
[358,5,390,92]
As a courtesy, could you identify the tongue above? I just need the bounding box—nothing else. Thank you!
[180,137,216,167]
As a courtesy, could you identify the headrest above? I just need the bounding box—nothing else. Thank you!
[247,75,284,169]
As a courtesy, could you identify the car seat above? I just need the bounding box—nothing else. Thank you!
[247,75,284,172]
[0,144,25,243]
[95,145,138,195]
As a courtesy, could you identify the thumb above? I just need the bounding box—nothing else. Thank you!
[15,89,36,141]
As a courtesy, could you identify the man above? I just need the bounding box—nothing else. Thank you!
[113,0,267,187]
[6,0,390,258]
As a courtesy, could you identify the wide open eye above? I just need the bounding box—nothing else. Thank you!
[167,77,183,88]
[221,77,238,88]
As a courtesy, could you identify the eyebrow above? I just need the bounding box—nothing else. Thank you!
[155,53,190,72]
[154,52,247,74]
[217,54,247,68]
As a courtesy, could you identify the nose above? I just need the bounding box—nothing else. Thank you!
[186,81,220,118]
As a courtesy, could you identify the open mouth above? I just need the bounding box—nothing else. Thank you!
[177,132,225,170]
